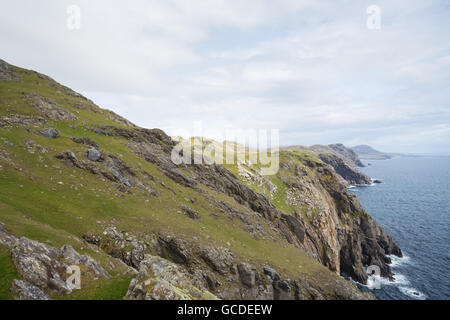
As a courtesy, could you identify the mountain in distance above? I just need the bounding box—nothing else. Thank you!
[351,145,393,160]
[0,59,402,300]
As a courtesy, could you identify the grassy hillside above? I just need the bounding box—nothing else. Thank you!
[0,59,377,300]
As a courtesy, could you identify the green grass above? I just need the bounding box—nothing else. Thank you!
[0,245,19,300]
[0,62,364,299]
[56,275,133,300]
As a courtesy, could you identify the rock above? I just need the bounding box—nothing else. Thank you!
[372,179,382,184]
[61,245,110,279]
[25,93,77,121]
[40,128,60,139]
[0,59,19,81]
[11,280,50,300]
[70,137,99,148]
[263,265,280,281]
[56,150,99,174]
[11,237,72,295]
[273,280,292,300]
[125,255,217,300]
[236,263,258,288]
[158,234,192,265]
[0,226,109,295]
[180,206,200,220]
[319,153,371,185]
[87,148,102,162]
[83,227,146,269]
[5,141,14,147]
[200,246,235,275]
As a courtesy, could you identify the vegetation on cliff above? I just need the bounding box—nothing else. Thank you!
[0,59,401,300]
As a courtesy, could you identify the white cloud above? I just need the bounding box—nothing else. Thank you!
[1,0,449,153]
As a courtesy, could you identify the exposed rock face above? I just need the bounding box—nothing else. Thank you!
[70,137,99,148]
[158,234,192,265]
[0,223,109,298]
[237,263,258,288]
[40,128,60,138]
[278,156,402,283]
[180,206,200,220]
[0,59,19,81]
[0,114,46,127]
[25,93,78,121]
[87,148,102,162]
[327,144,365,167]
[200,247,235,275]
[319,153,372,185]
[352,145,392,160]
[83,226,150,269]
[308,143,365,167]
[11,280,50,300]
[125,255,217,300]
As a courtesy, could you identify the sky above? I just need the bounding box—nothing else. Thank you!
[1,0,450,154]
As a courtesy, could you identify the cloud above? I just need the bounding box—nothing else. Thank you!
[1,0,449,153]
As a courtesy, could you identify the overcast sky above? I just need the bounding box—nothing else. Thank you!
[1,0,449,154]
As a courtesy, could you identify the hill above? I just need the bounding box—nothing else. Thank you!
[0,59,401,300]
[352,145,392,160]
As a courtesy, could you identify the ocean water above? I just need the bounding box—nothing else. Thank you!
[348,156,450,300]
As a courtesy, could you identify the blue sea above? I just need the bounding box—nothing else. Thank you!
[349,156,450,300]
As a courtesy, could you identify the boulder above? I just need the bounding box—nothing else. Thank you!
[11,237,72,295]
[61,244,110,278]
[86,148,102,162]
[200,246,235,275]
[11,280,50,300]
[0,226,109,296]
[263,265,280,281]
[40,128,60,139]
[125,255,217,300]
[236,263,258,288]
[273,280,292,300]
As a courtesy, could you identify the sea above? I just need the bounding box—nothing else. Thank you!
[348,156,450,300]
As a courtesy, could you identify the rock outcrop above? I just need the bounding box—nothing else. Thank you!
[0,59,402,300]
[125,255,217,300]
[318,153,372,185]
[0,222,110,299]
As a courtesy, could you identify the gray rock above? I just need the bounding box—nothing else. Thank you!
[11,237,72,295]
[0,226,109,296]
[61,244,110,279]
[0,59,19,81]
[237,263,258,288]
[200,246,235,275]
[5,141,14,147]
[125,255,216,300]
[180,206,200,220]
[263,265,280,281]
[273,280,292,300]
[158,234,192,265]
[123,178,133,187]
[87,148,102,162]
[11,280,50,300]
[40,128,60,139]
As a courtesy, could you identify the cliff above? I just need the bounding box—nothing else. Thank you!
[0,59,401,300]
[352,145,392,160]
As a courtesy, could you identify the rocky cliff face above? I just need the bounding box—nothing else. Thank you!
[318,153,372,186]
[307,144,365,168]
[0,59,401,300]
